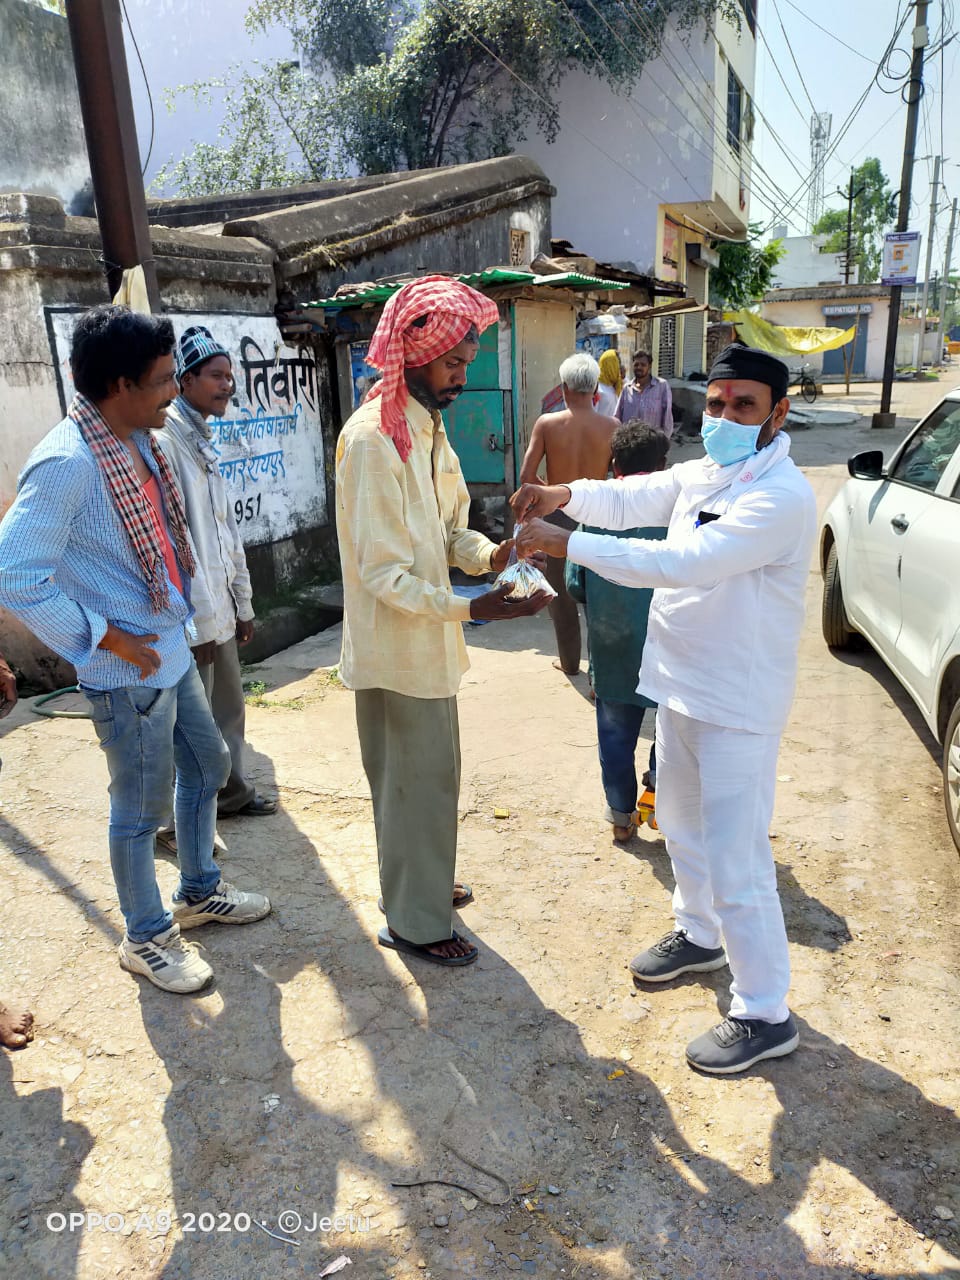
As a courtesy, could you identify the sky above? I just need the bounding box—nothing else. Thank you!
[751,0,960,274]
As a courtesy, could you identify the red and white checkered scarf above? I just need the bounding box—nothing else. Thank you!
[365,275,499,461]
[68,393,196,611]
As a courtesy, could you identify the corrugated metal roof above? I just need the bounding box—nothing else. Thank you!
[302,268,629,310]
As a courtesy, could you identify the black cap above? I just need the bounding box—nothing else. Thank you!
[707,343,788,404]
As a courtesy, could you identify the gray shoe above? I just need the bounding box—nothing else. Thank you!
[172,879,271,929]
[629,929,727,983]
[686,1013,800,1075]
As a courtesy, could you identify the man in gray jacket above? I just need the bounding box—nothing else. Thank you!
[157,326,277,829]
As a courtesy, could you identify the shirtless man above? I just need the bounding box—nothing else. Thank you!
[519,352,618,674]
[0,651,34,1049]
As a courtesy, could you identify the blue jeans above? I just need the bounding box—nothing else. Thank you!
[595,697,656,825]
[83,663,230,942]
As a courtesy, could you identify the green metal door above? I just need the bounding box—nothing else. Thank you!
[442,323,505,483]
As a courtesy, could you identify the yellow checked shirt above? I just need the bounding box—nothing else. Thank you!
[335,394,499,699]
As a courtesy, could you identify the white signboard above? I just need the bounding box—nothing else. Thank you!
[45,309,327,548]
[822,304,873,316]
[881,231,921,286]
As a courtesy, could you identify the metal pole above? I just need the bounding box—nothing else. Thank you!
[875,0,929,426]
[64,0,161,311]
[934,198,958,365]
[915,153,941,376]
[844,309,860,395]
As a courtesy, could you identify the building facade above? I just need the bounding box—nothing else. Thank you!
[512,1,757,378]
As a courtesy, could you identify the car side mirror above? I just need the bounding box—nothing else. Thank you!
[847,450,884,480]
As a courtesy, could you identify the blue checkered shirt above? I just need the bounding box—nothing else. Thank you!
[0,418,194,690]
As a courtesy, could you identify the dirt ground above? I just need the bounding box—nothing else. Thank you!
[1,379,959,1280]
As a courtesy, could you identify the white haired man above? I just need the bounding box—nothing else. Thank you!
[518,352,619,674]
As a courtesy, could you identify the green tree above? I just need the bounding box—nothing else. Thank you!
[812,158,896,284]
[709,225,786,309]
[156,0,740,193]
[154,62,342,196]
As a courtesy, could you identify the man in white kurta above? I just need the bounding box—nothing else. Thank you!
[514,345,817,1074]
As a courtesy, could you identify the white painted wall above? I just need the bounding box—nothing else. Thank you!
[47,310,326,544]
[771,235,846,289]
[514,12,755,271]
[761,295,891,380]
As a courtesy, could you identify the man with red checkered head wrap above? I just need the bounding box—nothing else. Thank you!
[335,275,549,968]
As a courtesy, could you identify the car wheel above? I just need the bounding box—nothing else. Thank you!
[944,695,960,856]
[821,544,854,649]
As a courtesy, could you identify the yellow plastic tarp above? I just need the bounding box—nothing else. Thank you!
[724,309,855,356]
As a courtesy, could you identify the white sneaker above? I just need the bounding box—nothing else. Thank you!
[172,879,271,929]
[118,923,214,994]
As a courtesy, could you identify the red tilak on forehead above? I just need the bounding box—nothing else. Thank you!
[725,382,732,397]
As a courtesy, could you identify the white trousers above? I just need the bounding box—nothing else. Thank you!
[655,706,790,1023]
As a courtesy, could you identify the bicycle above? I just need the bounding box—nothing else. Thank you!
[790,363,818,403]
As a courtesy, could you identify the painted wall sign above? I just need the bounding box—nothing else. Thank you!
[46,309,327,548]
[822,304,874,316]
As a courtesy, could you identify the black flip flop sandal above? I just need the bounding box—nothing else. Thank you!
[378,884,473,914]
[377,926,478,967]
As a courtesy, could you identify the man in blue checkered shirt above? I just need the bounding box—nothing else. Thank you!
[0,306,271,994]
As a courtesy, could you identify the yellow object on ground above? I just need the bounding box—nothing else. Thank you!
[725,309,855,356]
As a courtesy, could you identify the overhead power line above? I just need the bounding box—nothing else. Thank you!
[770,0,819,115]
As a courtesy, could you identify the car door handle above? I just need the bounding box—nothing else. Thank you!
[890,514,909,533]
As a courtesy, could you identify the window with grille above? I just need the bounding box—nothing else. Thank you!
[727,65,743,153]
[658,315,677,379]
[509,228,530,267]
[737,0,757,34]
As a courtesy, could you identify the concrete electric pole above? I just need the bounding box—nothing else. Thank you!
[65,0,161,311]
[874,0,929,427]
[934,198,958,365]
[915,154,941,375]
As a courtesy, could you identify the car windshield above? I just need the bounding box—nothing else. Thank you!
[891,400,960,492]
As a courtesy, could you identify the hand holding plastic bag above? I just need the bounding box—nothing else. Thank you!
[492,524,557,601]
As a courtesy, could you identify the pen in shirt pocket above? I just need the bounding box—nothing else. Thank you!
[695,510,722,529]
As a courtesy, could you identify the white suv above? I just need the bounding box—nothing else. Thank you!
[820,387,960,853]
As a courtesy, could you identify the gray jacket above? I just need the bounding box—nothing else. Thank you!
[157,396,254,646]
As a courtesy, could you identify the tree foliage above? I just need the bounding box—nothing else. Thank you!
[153,63,342,196]
[812,158,896,284]
[155,0,740,193]
[709,224,786,309]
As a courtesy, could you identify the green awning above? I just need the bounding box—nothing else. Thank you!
[303,268,629,310]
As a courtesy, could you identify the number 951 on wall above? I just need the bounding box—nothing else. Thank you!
[235,494,263,525]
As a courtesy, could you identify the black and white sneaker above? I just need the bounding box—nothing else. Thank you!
[172,879,271,929]
[629,929,727,983]
[686,1013,800,1074]
[118,924,214,994]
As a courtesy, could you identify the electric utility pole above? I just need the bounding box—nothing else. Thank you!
[838,170,866,284]
[915,154,941,375]
[875,0,929,427]
[65,0,161,311]
[934,198,958,364]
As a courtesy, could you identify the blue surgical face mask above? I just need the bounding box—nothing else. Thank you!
[701,409,774,467]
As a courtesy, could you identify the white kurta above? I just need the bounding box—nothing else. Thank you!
[564,432,817,735]
[563,433,816,1023]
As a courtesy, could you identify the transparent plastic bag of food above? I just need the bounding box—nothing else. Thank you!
[491,524,557,601]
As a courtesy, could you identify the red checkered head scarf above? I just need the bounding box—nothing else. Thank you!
[365,275,499,461]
